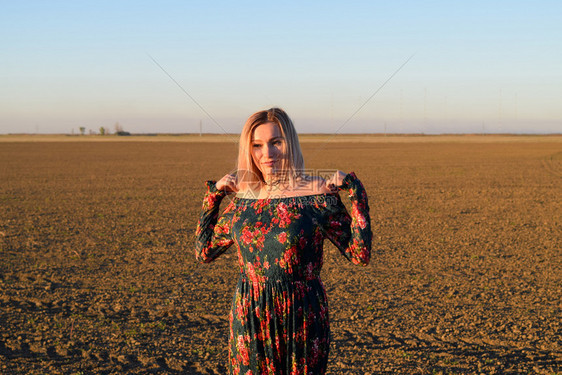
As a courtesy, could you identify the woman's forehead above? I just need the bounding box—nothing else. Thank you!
[252,122,282,141]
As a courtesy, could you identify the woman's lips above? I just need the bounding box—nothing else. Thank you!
[262,161,276,167]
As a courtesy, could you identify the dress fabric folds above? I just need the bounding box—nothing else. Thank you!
[195,172,372,375]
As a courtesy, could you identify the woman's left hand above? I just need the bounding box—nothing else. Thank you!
[216,173,239,193]
[326,170,347,191]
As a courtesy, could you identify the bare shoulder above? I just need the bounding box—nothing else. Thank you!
[299,175,333,195]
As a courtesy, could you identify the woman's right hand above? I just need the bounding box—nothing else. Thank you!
[326,170,348,191]
[215,174,238,193]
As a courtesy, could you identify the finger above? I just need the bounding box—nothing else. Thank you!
[228,179,239,191]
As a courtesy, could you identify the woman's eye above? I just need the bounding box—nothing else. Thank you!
[273,140,282,146]
[252,144,261,148]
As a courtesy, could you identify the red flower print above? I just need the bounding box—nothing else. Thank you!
[352,204,367,229]
[235,295,249,322]
[277,202,288,216]
[215,222,229,234]
[278,232,287,243]
[253,229,265,250]
[242,227,253,245]
[236,335,250,366]
[305,262,314,279]
[265,358,276,374]
[246,263,260,283]
[202,193,219,209]
[282,245,298,272]
[277,203,293,228]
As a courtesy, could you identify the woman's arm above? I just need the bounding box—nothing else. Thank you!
[194,180,235,263]
[323,172,372,265]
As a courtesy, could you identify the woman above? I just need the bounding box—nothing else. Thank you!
[195,108,371,374]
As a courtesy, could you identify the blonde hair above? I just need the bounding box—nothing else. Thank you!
[237,108,305,191]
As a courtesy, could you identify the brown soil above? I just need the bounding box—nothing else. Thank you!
[0,139,560,374]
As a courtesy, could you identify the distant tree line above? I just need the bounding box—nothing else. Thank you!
[75,122,129,136]
[113,122,130,136]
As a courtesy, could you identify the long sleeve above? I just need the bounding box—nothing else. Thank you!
[322,172,372,265]
[194,180,235,263]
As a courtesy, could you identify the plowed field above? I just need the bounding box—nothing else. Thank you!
[1,136,560,374]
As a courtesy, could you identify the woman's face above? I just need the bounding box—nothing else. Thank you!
[251,122,285,180]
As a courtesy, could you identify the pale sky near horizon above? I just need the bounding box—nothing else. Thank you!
[1,1,561,134]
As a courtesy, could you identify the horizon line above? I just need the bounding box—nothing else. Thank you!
[2,132,561,137]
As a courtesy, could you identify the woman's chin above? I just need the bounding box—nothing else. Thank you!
[262,168,275,176]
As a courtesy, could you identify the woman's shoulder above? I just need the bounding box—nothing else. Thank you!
[300,175,333,195]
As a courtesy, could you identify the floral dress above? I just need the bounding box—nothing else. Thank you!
[195,172,372,375]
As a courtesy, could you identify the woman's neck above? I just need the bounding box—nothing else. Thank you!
[236,175,333,199]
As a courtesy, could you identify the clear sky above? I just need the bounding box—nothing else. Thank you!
[1,0,561,134]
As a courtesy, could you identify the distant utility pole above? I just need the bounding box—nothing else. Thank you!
[515,93,518,121]
[399,89,403,130]
[330,92,334,128]
[423,87,427,128]
[499,89,503,133]
[199,120,202,136]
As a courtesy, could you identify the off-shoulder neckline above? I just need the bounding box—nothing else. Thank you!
[232,192,339,202]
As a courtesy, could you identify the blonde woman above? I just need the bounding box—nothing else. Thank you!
[195,108,372,374]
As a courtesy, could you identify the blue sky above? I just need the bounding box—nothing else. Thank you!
[1,0,561,134]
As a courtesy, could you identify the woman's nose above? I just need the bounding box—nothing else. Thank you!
[264,144,275,158]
